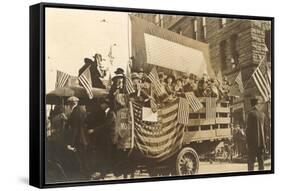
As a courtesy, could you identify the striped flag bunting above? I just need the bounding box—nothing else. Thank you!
[234,71,244,93]
[147,67,167,97]
[78,66,94,99]
[252,58,271,101]
[184,92,203,112]
[177,97,189,125]
[206,97,216,121]
[55,70,70,88]
[131,99,184,161]
[125,77,135,94]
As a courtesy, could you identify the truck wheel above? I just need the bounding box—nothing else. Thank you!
[176,147,199,175]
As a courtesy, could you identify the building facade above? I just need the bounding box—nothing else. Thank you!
[134,13,271,126]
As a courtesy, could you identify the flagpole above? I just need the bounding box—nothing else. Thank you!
[243,55,266,89]
[127,14,132,73]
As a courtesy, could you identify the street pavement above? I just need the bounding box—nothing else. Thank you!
[198,159,271,174]
[103,159,271,180]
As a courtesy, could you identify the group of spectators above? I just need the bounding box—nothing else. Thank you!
[46,54,234,181]
[108,67,232,113]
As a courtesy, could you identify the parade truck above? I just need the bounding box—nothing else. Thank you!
[47,88,232,177]
[121,15,232,175]
[46,15,233,179]
[111,96,232,176]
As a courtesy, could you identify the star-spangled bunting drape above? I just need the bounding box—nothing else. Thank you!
[132,98,185,161]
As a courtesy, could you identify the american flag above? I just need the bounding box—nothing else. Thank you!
[125,77,135,94]
[147,67,166,97]
[185,92,203,112]
[177,97,189,125]
[149,85,158,113]
[216,70,223,84]
[78,66,93,99]
[206,97,216,121]
[132,99,184,161]
[55,70,70,88]
[252,57,271,101]
[234,71,244,93]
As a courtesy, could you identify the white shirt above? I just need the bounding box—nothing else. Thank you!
[105,107,110,116]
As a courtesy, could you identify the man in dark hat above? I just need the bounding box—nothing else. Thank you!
[92,100,117,179]
[112,68,125,83]
[79,53,107,89]
[246,96,267,171]
[115,67,124,75]
[108,68,126,111]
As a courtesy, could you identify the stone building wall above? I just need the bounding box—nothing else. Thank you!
[134,13,271,118]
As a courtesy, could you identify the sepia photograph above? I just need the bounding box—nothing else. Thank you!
[44,6,273,184]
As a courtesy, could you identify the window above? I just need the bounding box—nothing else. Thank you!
[154,15,160,25]
[160,15,164,27]
[220,40,227,69]
[220,18,227,28]
[192,19,198,40]
[154,15,164,27]
[201,17,207,40]
[230,34,239,66]
[265,30,271,62]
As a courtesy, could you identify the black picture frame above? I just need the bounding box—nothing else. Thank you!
[30,2,274,188]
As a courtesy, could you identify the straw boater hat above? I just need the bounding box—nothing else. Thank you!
[67,96,79,102]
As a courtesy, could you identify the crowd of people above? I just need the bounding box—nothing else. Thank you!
[46,53,271,182]
[107,66,232,113]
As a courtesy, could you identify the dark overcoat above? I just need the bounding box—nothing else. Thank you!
[246,106,266,153]
[68,106,88,147]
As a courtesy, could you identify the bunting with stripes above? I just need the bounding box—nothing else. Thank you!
[78,66,94,99]
[132,99,184,161]
[55,70,70,88]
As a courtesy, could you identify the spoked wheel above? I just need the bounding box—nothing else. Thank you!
[176,147,199,175]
